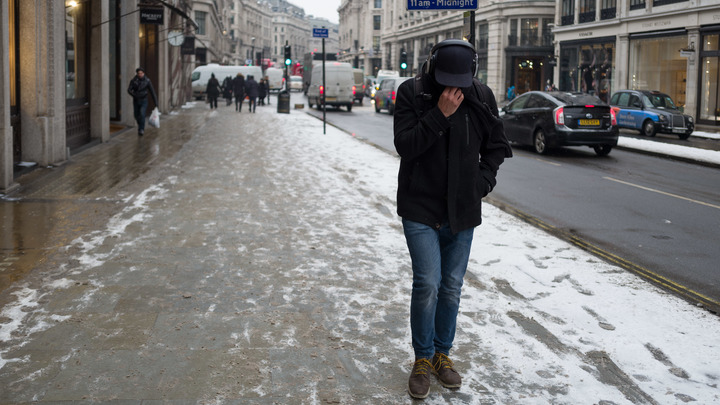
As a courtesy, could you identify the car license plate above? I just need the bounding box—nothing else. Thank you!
[672,128,685,133]
[325,97,337,102]
[579,119,600,126]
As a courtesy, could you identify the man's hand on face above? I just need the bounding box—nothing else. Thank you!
[438,87,464,118]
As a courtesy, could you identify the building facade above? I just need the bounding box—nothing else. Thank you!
[271,0,310,67]
[1,0,196,193]
[338,0,556,98]
[553,0,720,126]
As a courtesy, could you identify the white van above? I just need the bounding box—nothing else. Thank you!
[191,64,262,99]
[307,62,355,112]
[264,68,284,93]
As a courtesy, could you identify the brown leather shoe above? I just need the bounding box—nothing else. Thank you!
[432,353,462,388]
[408,358,432,399]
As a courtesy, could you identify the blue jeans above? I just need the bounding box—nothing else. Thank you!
[133,98,148,131]
[402,219,474,359]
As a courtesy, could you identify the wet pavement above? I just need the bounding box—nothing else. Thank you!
[1,100,719,403]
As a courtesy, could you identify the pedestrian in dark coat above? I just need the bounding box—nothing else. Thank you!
[244,75,259,113]
[258,79,267,106]
[206,73,221,109]
[127,67,158,136]
[393,39,512,400]
[232,73,245,112]
[222,76,234,106]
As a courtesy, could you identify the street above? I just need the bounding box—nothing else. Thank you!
[306,93,720,311]
[1,98,720,403]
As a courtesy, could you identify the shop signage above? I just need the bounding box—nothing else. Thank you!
[140,6,164,25]
[679,50,694,58]
[181,36,195,55]
[407,0,478,10]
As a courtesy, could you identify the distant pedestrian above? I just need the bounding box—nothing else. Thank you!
[245,75,259,113]
[258,79,267,106]
[232,73,245,112]
[222,76,234,106]
[507,85,516,101]
[127,67,158,136]
[206,73,221,109]
[545,79,553,92]
[264,76,271,105]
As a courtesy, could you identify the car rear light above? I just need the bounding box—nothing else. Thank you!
[391,90,396,101]
[585,105,595,108]
[554,106,565,125]
[320,86,324,96]
[352,85,356,95]
[610,108,617,126]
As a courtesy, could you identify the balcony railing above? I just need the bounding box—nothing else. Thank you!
[561,14,574,26]
[600,7,616,20]
[508,34,517,46]
[579,11,595,23]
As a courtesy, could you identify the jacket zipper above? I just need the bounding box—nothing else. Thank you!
[465,114,470,145]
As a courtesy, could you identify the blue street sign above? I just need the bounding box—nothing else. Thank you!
[313,28,329,38]
[407,0,477,10]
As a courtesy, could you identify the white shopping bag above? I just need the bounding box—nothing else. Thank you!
[148,107,160,128]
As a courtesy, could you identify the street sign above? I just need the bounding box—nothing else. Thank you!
[407,0,478,10]
[313,28,329,38]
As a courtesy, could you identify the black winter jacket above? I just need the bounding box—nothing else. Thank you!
[127,75,158,106]
[393,74,512,234]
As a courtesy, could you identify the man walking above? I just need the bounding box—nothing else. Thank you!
[244,75,259,113]
[393,39,512,399]
[127,67,158,136]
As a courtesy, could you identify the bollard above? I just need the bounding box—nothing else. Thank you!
[277,90,290,114]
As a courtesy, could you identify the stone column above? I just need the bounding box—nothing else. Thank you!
[121,2,140,128]
[616,33,629,90]
[0,0,14,192]
[685,27,700,118]
[487,16,504,95]
[90,0,109,142]
[19,0,66,166]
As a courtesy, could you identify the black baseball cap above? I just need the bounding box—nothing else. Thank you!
[433,41,475,88]
[136,67,145,73]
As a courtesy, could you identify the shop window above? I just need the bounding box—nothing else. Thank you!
[560,43,614,103]
[629,35,687,108]
[561,0,574,26]
[65,0,90,104]
[699,34,720,123]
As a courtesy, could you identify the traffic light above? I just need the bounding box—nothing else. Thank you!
[284,45,292,66]
[400,49,408,71]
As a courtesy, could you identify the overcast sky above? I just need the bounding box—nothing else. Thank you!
[299,0,341,24]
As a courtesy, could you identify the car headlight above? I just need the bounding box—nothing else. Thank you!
[658,115,667,122]
[687,116,694,122]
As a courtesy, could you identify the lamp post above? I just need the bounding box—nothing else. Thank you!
[251,37,255,66]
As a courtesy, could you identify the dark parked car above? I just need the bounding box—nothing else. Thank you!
[609,89,694,139]
[500,91,618,156]
[374,77,411,115]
